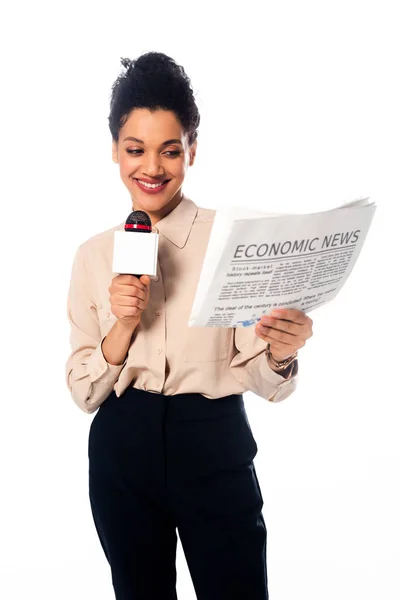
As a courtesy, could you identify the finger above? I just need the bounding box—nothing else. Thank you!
[115,274,147,291]
[113,296,146,310]
[113,285,147,300]
[140,275,151,287]
[118,298,145,313]
[109,284,146,298]
[258,316,303,336]
[118,305,142,318]
[129,296,145,309]
[268,308,309,325]
[256,329,300,351]
[257,326,297,345]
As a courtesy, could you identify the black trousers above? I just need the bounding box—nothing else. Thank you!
[88,386,268,600]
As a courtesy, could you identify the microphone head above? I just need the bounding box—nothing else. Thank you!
[125,210,152,233]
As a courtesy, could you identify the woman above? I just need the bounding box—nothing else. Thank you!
[65,52,313,600]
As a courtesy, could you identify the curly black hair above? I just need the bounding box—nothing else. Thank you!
[108,52,200,146]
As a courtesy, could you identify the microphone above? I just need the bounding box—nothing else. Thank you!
[112,210,159,278]
[125,210,152,233]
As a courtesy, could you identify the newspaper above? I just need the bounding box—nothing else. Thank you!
[189,197,376,328]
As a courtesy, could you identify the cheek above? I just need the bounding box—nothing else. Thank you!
[172,158,187,178]
[119,158,132,178]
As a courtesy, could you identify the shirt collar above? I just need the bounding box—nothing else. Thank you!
[155,194,198,248]
[117,194,198,249]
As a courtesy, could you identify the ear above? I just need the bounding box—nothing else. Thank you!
[112,140,119,163]
[189,140,197,166]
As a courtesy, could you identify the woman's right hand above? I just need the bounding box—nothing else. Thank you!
[108,274,151,329]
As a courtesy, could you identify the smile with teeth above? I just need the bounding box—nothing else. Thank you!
[136,179,168,189]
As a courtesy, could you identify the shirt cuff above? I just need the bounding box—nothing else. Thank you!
[260,355,299,402]
[86,336,127,383]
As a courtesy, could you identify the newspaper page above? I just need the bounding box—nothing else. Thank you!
[189,198,376,328]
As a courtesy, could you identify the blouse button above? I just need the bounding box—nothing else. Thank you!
[154,275,159,282]
[156,310,162,316]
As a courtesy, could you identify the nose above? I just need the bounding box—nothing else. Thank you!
[143,152,165,178]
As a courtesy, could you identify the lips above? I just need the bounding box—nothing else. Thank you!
[134,178,170,184]
[134,178,171,194]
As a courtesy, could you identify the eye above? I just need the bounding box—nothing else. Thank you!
[125,149,181,156]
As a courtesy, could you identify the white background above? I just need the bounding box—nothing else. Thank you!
[1,1,399,598]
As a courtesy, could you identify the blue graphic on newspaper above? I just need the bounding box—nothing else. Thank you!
[233,311,268,328]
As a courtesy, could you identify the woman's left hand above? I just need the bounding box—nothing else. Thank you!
[255,308,313,361]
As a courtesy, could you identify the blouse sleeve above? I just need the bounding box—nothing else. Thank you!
[229,326,299,403]
[65,244,126,414]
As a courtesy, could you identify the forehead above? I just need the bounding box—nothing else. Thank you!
[121,108,185,141]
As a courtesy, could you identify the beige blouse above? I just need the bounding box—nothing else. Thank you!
[65,195,299,414]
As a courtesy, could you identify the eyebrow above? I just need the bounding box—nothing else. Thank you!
[123,136,183,146]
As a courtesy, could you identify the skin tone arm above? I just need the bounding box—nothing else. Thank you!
[101,274,151,366]
[101,319,139,366]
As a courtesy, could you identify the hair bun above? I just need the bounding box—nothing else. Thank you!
[135,52,172,71]
[120,57,132,70]
[109,51,200,146]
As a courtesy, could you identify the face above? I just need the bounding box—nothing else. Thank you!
[112,108,197,224]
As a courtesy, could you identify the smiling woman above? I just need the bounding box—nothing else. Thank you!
[111,108,195,222]
[65,50,304,600]
[109,53,199,224]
